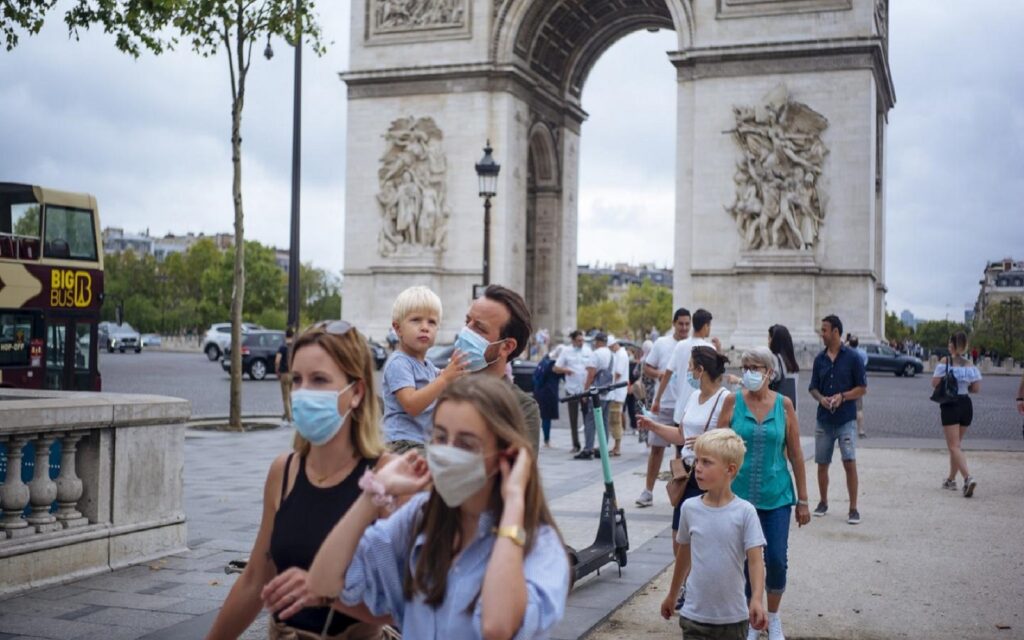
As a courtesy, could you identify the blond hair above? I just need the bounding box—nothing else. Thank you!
[289,325,384,459]
[694,429,747,469]
[391,286,442,324]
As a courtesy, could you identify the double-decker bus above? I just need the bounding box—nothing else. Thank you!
[0,183,103,390]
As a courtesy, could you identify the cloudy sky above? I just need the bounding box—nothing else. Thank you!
[2,1,1021,322]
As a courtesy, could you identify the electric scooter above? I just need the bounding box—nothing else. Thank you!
[560,381,630,585]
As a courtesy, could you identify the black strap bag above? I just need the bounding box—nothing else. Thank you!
[929,356,959,405]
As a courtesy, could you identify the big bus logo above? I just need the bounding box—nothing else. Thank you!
[50,269,93,308]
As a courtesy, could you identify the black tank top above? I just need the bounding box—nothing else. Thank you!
[269,454,372,634]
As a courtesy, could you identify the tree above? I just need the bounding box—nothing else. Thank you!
[577,299,626,336]
[973,299,1024,361]
[66,0,324,429]
[578,273,609,307]
[2,0,56,50]
[914,319,966,350]
[884,311,912,343]
[624,280,672,339]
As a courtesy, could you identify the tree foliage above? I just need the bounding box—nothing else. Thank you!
[971,299,1024,360]
[624,280,672,338]
[884,311,912,343]
[577,273,609,307]
[914,319,967,350]
[2,0,56,50]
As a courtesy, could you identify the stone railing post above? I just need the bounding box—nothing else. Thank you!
[28,435,61,534]
[55,433,88,529]
[0,435,32,539]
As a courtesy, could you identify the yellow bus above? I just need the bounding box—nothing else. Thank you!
[0,182,104,390]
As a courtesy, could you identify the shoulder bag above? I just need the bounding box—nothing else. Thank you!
[666,390,724,507]
[930,356,959,405]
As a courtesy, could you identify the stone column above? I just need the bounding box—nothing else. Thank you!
[55,433,88,528]
[27,435,61,533]
[0,435,33,539]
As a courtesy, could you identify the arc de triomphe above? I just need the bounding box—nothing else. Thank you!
[341,0,894,348]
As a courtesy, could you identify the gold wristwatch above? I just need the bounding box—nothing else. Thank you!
[493,525,526,548]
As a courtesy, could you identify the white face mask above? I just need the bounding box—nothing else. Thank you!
[426,445,489,507]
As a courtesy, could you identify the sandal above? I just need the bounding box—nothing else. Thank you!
[610,450,621,457]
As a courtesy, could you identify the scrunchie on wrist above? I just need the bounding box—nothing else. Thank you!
[358,469,396,512]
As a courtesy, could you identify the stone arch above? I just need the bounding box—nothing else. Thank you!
[524,121,562,332]
[493,0,693,100]
[527,121,560,190]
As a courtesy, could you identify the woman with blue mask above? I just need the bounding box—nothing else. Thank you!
[207,321,391,640]
[715,346,810,640]
[308,376,570,640]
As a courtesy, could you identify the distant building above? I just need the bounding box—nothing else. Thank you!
[102,227,154,256]
[973,257,1024,323]
[578,262,673,296]
[899,309,917,330]
[103,228,236,261]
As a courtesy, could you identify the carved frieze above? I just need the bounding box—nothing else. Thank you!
[376,116,451,257]
[726,86,830,252]
[716,0,851,19]
[368,0,470,41]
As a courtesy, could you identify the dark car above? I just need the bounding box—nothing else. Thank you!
[367,339,387,370]
[864,343,924,377]
[426,344,456,369]
[220,330,285,380]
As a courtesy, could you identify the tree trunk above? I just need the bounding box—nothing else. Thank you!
[228,88,246,431]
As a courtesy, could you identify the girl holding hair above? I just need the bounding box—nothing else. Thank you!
[933,331,981,497]
[716,346,810,640]
[767,325,800,410]
[638,346,731,557]
[308,376,570,640]
[206,321,388,640]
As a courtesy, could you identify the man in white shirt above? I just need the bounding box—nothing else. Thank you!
[553,330,594,453]
[637,308,691,507]
[607,336,631,456]
[577,332,614,460]
[661,309,720,425]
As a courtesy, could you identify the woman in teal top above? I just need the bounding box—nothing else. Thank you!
[717,346,810,640]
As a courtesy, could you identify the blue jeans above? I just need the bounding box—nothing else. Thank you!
[815,419,857,464]
[541,418,552,444]
[582,398,609,450]
[745,505,791,595]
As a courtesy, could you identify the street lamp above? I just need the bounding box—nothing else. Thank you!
[264,2,302,332]
[475,140,500,287]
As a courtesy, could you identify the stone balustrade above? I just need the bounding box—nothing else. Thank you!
[0,389,190,596]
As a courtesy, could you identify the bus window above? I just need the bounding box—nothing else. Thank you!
[0,313,33,366]
[44,206,97,261]
[45,323,67,390]
[1,203,42,259]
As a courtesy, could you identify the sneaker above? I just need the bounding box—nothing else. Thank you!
[635,490,654,507]
[942,478,958,491]
[812,502,828,517]
[573,450,593,460]
[747,626,762,640]
[767,613,786,640]
[847,509,861,525]
[570,445,581,454]
[963,476,977,498]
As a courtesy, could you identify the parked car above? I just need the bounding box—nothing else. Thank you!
[141,333,162,347]
[202,322,264,361]
[220,330,285,380]
[367,339,387,370]
[426,343,456,369]
[99,321,142,353]
[863,343,924,377]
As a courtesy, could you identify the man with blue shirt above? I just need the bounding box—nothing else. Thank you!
[808,314,867,525]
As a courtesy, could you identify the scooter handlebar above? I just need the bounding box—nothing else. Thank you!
[560,381,629,403]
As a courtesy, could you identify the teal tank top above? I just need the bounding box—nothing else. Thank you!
[731,392,795,510]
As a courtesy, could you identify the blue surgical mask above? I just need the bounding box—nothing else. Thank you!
[454,326,504,373]
[741,370,765,391]
[686,370,701,390]
[291,382,355,446]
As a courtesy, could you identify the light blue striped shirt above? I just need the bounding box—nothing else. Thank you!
[340,492,569,640]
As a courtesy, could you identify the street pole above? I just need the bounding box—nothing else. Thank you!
[483,196,491,286]
[287,0,302,331]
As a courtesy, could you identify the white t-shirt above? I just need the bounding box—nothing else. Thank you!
[670,336,714,424]
[677,387,730,463]
[592,346,612,380]
[676,496,766,625]
[554,346,594,394]
[645,335,680,409]
[608,348,630,403]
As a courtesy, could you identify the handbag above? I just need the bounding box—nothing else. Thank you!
[929,356,959,405]
[666,390,724,507]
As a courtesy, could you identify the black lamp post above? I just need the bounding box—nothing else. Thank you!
[474,140,500,287]
[264,0,303,331]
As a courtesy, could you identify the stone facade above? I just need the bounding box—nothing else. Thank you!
[341,0,894,347]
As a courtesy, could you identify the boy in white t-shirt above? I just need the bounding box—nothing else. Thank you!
[660,429,767,640]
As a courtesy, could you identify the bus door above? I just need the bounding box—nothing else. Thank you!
[45,317,99,391]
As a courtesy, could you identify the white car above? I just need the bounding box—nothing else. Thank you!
[202,322,263,361]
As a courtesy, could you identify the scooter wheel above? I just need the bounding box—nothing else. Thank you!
[615,546,628,568]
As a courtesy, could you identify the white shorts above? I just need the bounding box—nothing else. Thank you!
[648,406,676,448]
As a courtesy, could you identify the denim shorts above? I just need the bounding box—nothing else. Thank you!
[744,506,791,595]
[814,420,857,464]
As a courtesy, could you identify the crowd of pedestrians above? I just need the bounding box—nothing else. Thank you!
[207,279,1009,640]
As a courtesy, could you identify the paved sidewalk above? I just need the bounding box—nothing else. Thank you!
[588,447,1024,640]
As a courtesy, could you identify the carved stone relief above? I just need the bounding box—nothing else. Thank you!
[726,86,829,251]
[369,0,467,37]
[376,116,450,257]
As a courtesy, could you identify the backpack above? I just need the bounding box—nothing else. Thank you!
[533,356,554,389]
[593,349,614,388]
